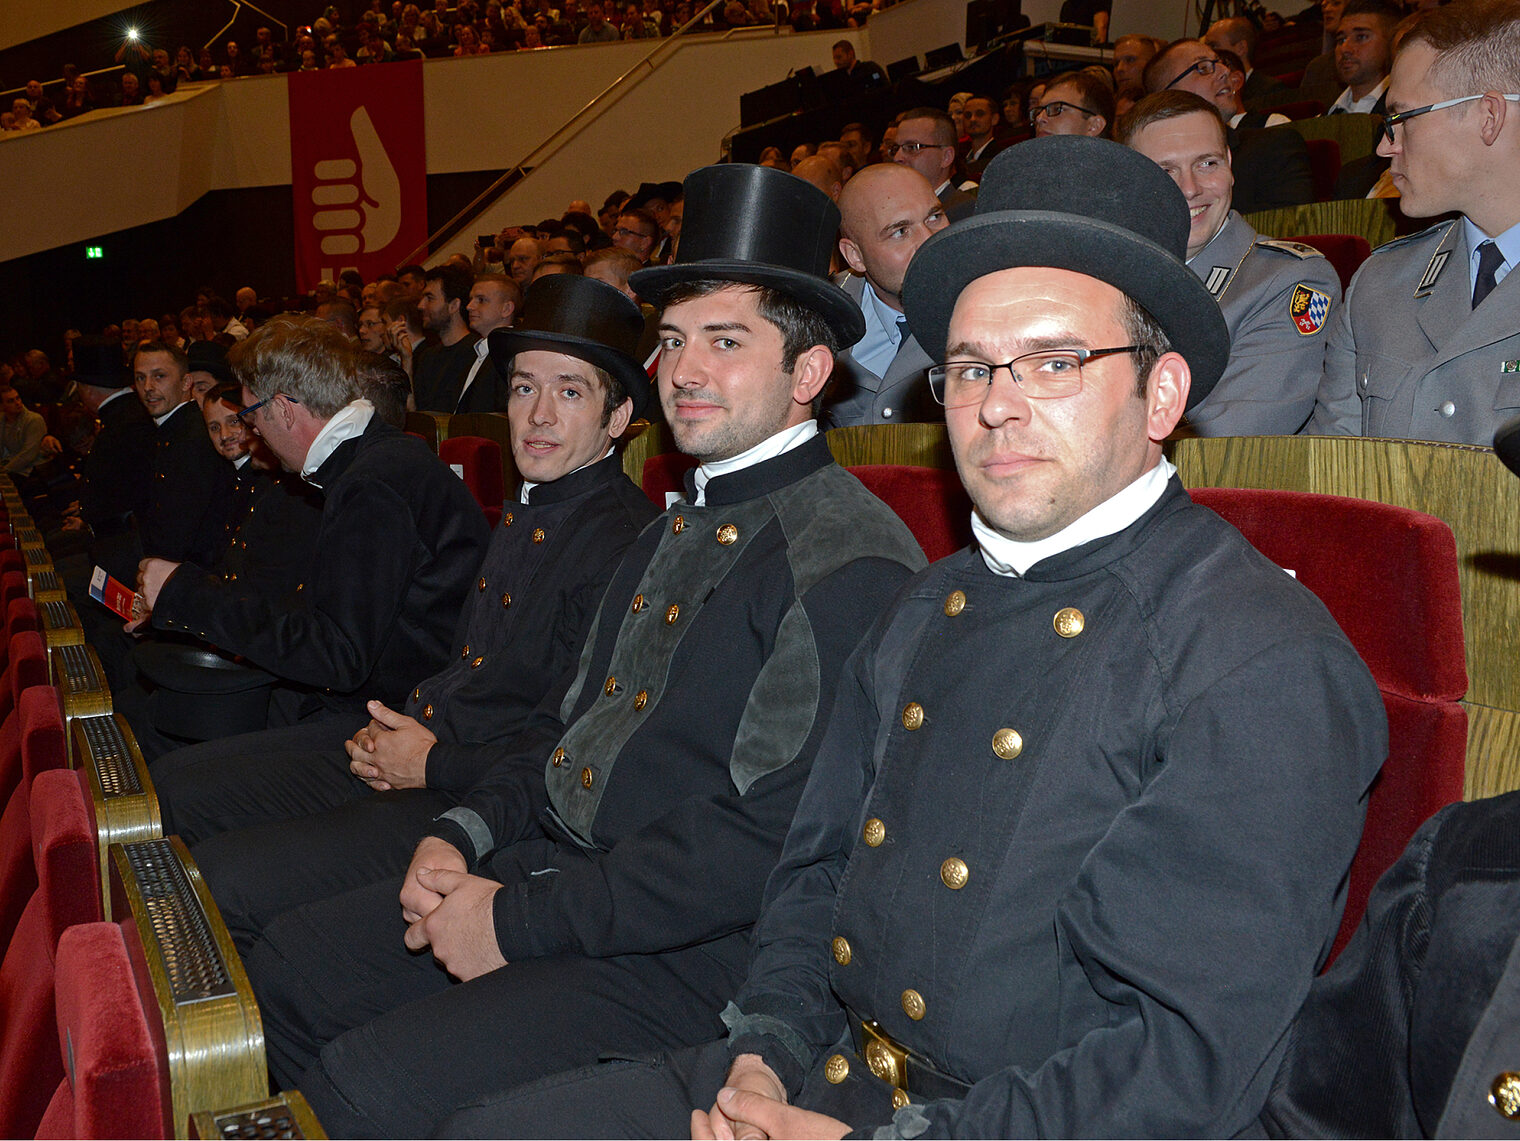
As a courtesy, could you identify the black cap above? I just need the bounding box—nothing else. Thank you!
[631,164,864,347]
[186,340,236,386]
[69,336,132,390]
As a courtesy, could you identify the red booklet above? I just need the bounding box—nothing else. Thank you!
[89,566,141,622]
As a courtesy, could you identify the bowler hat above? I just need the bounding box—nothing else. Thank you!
[69,336,132,390]
[186,340,235,386]
[488,274,652,417]
[628,180,683,210]
[902,136,1229,409]
[631,164,865,347]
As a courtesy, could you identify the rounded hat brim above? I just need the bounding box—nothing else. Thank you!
[488,328,652,419]
[903,210,1230,411]
[631,261,866,349]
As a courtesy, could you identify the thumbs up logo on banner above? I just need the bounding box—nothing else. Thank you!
[310,106,402,257]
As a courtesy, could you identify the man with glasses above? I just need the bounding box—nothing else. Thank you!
[1307,0,1520,444]
[1145,37,1314,211]
[1030,71,1115,137]
[889,107,976,217]
[443,136,1384,1141]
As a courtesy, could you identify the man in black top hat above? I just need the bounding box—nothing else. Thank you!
[440,138,1387,1140]
[240,163,926,1137]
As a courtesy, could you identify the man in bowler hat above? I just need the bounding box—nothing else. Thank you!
[441,137,1387,1139]
[238,165,926,1136]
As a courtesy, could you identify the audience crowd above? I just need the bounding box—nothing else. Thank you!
[3,0,1519,1134]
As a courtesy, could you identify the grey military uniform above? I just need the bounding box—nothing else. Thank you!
[1185,211,1340,436]
[824,274,939,428]
[1307,219,1520,444]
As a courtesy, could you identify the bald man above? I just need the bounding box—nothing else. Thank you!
[822,163,948,426]
[790,154,844,201]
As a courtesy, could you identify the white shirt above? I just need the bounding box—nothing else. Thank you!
[974,457,1175,577]
[1228,110,1291,128]
[301,399,375,484]
[457,337,491,409]
[153,400,191,428]
[689,421,818,506]
[1328,76,1388,115]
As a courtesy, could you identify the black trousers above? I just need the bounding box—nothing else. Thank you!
[149,719,360,845]
[244,841,752,1139]
[192,788,452,958]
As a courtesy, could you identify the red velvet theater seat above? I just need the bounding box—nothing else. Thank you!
[440,435,507,529]
[0,769,101,1139]
[847,465,974,562]
[35,921,164,1140]
[1190,487,1467,967]
[642,451,700,507]
[1293,233,1373,291]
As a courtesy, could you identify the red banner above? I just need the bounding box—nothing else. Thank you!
[288,61,428,294]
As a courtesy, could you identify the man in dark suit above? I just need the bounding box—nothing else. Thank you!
[824,163,948,426]
[890,108,977,219]
[448,275,523,414]
[410,264,480,413]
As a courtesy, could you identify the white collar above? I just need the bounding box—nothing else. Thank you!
[153,399,191,427]
[690,421,818,506]
[301,399,375,484]
[974,457,1175,576]
[234,453,251,469]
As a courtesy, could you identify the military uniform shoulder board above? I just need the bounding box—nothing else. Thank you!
[1290,283,1332,336]
[1372,218,1457,256]
[1254,238,1324,259]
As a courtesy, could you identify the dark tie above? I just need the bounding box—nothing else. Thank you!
[1474,240,1504,309]
[897,316,911,345]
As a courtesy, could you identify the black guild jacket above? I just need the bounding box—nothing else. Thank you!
[214,463,324,599]
[142,399,235,566]
[151,415,490,719]
[413,452,660,758]
[79,389,154,534]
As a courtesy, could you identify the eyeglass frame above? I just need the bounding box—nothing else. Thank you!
[237,392,300,427]
[928,346,1146,407]
[1163,55,1221,90]
[1029,100,1100,124]
[884,140,951,157]
[1376,92,1520,144]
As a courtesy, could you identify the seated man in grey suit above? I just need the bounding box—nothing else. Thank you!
[823,163,948,427]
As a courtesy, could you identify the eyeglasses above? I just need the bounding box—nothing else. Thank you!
[237,392,299,426]
[1376,92,1520,144]
[929,346,1144,407]
[1163,55,1221,89]
[1029,100,1099,123]
[884,140,946,157]
[614,226,654,241]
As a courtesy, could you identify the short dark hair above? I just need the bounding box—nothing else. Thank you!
[1143,38,1204,93]
[617,207,659,238]
[655,279,840,369]
[897,106,958,146]
[1341,0,1403,25]
[133,340,189,370]
[397,263,428,280]
[425,263,474,310]
[1044,70,1117,135]
[1120,294,1173,397]
[1115,89,1227,148]
[354,350,410,427]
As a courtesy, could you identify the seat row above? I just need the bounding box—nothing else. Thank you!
[0,479,324,1140]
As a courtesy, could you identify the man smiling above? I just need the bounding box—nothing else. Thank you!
[1121,91,1340,435]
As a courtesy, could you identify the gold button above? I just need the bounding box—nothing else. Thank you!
[422,704,434,720]
[901,702,924,730]
[413,687,421,701]
[552,746,565,767]
[665,604,679,625]
[943,589,966,616]
[471,656,484,669]
[532,528,546,543]
[477,577,487,592]
[901,989,925,1020]
[863,818,885,847]
[581,766,593,788]
[1054,607,1085,637]
[634,690,648,710]
[716,523,738,545]
[461,644,471,658]
[940,857,969,890]
[891,1088,909,1110]
[631,593,645,613]
[672,515,685,534]
[866,1040,899,1084]
[504,512,514,526]
[1492,1073,1520,1120]
[824,1054,849,1084]
[501,592,512,608]
[604,676,617,696]
[992,728,1023,760]
[832,936,851,965]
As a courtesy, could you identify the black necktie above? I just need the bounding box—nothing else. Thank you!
[1474,240,1504,309]
[897,316,911,344]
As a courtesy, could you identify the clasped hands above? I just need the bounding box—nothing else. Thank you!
[399,835,507,981]
[347,699,436,790]
[691,1055,849,1141]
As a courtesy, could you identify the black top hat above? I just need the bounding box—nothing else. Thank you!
[902,136,1230,410]
[487,275,652,417]
[629,180,684,210]
[186,340,236,387]
[69,336,132,390]
[631,164,865,347]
